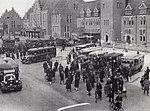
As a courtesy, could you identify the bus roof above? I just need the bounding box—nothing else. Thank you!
[0,57,18,70]
[89,50,108,55]
[105,52,123,58]
[76,43,95,48]
[81,47,102,52]
[121,54,144,59]
[28,46,55,52]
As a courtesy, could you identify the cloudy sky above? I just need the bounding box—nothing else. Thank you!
[0,0,94,18]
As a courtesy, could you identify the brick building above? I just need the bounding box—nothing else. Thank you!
[23,0,59,37]
[77,0,101,39]
[121,0,150,45]
[0,8,23,36]
[101,0,127,44]
[51,0,84,39]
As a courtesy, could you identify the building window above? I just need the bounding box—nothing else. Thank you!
[140,29,146,41]
[117,2,121,8]
[131,17,134,25]
[67,15,72,23]
[104,20,109,25]
[143,16,146,25]
[74,3,78,10]
[140,16,143,25]
[124,17,126,25]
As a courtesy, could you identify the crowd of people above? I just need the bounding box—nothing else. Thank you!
[42,48,135,109]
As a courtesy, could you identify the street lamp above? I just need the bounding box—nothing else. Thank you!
[6,17,10,39]
[121,29,128,52]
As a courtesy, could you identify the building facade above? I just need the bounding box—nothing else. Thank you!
[51,0,84,39]
[77,0,101,39]
[121,0,150,45]
[0,8,23,36]
[101,0,127,43]
[23,0,59,37]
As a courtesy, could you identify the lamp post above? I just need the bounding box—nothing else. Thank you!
[121,29,129,52]
[6,17,10,39]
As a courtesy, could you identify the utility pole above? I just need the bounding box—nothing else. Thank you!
[7,17,10,40]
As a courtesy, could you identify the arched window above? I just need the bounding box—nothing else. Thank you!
[124,17,126,25]
[131,17,134,25]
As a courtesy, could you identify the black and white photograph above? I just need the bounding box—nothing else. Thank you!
[0,0,150,111]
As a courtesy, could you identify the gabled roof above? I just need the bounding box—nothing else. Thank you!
[139,1,147,9]
[38,0,47,9]
[125,3,133,10]
[42,0,60,12]
[0,8,22,22]
[123,0,150,15]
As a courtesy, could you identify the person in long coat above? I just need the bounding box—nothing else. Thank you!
[143,78,150,95]
[66,78,71,92]
[60,71,65,84]
[65,66,69,79]
[74,70,80,91]
[108,84,114,102]
[96,81,102,100]
[86,78,92,96]
[47,67,53,85]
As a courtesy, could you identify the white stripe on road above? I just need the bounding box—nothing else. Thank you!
[57,103,90,111]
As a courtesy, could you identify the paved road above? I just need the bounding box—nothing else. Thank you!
[0,46,150,111]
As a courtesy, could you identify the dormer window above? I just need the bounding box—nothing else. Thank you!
[93,7,98,16]
[139,1,147,14]
[80,9,84,17]
[86,8,91,17]
[125,3,132,15]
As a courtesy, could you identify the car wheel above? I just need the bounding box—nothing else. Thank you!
[1,89,7,93]
[16,87,22,91]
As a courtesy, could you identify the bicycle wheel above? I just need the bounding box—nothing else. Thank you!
[119,107,124,111]
[109,102,114,111]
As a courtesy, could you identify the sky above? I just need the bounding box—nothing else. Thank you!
[0,0,95,18]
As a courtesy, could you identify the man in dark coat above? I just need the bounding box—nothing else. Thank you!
[74,70,80,91]
[66,78,71,92]
[54,60,59,71]
[96,81,102,100]
[60,71,65,84]
[108,84,114,102]
[99,68,105,83]
[65,66,69,79]
[86,78,92,96]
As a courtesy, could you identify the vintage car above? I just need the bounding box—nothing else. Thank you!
[0,57,19,82]
[1,73,22,93]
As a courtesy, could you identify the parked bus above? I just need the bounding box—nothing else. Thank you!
[75,43,96,51]
[79,47,102,55]
[21,46,56,64]
[121,54,144,74]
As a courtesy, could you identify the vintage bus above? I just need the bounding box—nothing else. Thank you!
[121,54,144,74]
[105,52,124,69]
[21,46,56,64]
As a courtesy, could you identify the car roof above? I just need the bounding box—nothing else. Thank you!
[28,46,55,52]
[0,57,18,70]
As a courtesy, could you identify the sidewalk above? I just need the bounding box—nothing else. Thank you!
[104,42,150,53]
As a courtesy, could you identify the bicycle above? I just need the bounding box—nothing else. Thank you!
[109,101,124,111]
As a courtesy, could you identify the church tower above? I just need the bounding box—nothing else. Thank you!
[100,0,126,43]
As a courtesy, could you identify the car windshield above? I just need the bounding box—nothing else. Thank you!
[3,69,15,74]
[5,75,16,81]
